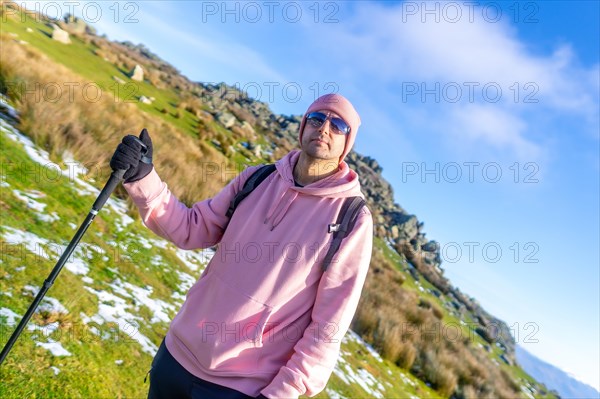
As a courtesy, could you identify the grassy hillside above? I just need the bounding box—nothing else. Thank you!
[0,92,441,399]
[0,4,559,399]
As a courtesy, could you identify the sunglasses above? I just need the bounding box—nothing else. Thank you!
[305,112,351,135]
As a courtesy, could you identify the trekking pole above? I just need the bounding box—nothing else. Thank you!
[0,139,148,366]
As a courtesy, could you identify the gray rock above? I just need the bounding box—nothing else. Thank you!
[51,25,71,44]
[129,65,144,81]
[139,96,153,104]
[422,240,439,252]
[216,112,236,128]
[63,14,87,34]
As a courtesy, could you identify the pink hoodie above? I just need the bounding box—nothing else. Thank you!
[124,149,373,398]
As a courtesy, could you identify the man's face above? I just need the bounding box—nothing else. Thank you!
[300,110,347,163]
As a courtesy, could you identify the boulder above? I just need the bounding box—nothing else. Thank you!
[129,65,144,81]
[240,121,256,138]
[216,112,236,129]
[51,25,71,44]
[139,96,153,104]
[62,14,87,34]
[422,240,439,252]
[395,214,419,241]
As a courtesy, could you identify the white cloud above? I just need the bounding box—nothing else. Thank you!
[300,2,599,161]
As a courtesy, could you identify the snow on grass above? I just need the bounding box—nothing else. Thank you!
[82,276,94,284]
[12,189,47,212]
[36,212,60,223]
[20,286,69,318]
[81,277,176,356]
[82,285,158,355]
[2,225,54,261]
[1,108,134,233]
[399,372,417,388]
[176,270,196,292]
[0,307,21,325]
[148,237,169,249]
[344,330,383,363]
[1,225,90,275]
[325,388,348,399]
[37,296,69,315]
[174,247,214,272]
[136,235,153,249]
[112,278,175,324]
[333,354,386,399]
[330,330,391,398]
[1,117,53,168]
[0,93,19,119]
[29,321,61,336]
[50,366,61,375]
[35,341,71,357]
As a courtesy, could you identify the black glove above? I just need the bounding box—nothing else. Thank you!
[110,128,153,183]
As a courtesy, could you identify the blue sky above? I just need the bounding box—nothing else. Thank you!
[25,0,599,390]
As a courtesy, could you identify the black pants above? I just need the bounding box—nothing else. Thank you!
[147,340,254,399]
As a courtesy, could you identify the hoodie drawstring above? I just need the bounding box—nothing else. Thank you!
[264,189,299,231]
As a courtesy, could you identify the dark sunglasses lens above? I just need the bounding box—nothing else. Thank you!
[307,112,327,125]
[331,118,350,135]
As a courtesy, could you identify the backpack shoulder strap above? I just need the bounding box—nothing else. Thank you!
[321,196,366,272]
[226,164,276,218]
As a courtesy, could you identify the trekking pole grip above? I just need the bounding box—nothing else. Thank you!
[92,168,126,212]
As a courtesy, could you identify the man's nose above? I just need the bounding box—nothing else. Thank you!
[318,119,332,134]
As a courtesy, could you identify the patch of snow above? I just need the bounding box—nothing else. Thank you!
[81,276,94,284]
[37,212,60,223]
[148,237,169,249]
[35,341,71,357]
[334,352,386,399]
[176,270,196,292]
[12,189,47,212]
[0,93,19,119]
[325,388,347,399]
[175,247,214,272]
[82,282,163,356]
[344,330,383,363]
[0,307,21,325]
[1,225,90,275]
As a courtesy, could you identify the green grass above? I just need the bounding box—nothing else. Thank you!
[0,122,177,397]
[2,13,198,137]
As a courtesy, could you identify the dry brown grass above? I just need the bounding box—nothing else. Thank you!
[1,35,233,206]
[352,247,521,398]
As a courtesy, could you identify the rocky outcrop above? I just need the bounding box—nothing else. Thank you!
[61,14,96,35]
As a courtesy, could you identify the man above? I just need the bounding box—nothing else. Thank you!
[110,93,373,398]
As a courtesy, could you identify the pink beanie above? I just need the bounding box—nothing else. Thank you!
[298,93,361,163]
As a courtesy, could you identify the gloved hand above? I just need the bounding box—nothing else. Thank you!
[110,128,153,183]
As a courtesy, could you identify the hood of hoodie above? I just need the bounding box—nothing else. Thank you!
[262,150,364,231]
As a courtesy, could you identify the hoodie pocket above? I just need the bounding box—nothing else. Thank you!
[174,271,273,376]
